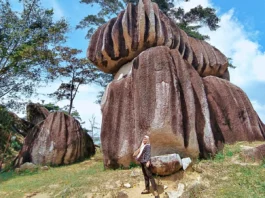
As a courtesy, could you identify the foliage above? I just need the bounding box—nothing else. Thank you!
[0,0,68,108]
[77,0,219,40]
[42,103,60,112]
[48,47,98,114]
[1,143,265,197]
[42,102,83,122]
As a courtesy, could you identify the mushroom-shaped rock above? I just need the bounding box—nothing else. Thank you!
[87,0,228,79]
[151,154,182,176]
[14,112,95,167]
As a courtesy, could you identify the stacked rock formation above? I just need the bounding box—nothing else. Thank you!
[14,111,95,167]
[88,0,265,170]
[27,103,50,125]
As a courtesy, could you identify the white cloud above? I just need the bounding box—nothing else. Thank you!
[175,0,265,122]
[175,0,265,86]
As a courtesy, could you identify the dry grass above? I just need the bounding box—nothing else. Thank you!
[1,142,265,198]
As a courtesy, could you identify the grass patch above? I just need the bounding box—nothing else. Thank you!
[1,142,265,198]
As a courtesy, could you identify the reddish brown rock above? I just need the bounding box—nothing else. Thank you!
[87,0,228,79]
[26,103,50,125]
[14,112,95,167]
[150,154,182,176]
[204,77,265,145]
[87,0,265,173]
[100,46,265,170]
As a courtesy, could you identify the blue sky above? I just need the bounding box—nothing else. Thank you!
[10,0,265,128]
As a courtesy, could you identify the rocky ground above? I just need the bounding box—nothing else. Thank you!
[1,142,265,198]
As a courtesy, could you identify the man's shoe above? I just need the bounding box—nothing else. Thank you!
[141,189,150,194]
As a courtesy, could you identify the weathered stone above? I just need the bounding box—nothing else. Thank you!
[40,166,49,171]
[14,112,95,167]
[240,144,265,163]
[151,154,182,176]
[123,183,131,188]
[26,103,50,125]
[87,0,228,79]
[19,162,37,171]
[182,158,192,171]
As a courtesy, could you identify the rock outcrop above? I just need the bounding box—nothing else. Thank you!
[240,144,265,163]
[87,0,265,172]
[99,46,265,169]
[14,112,95,167]
[27,103,50,125]
[87,0,229,79]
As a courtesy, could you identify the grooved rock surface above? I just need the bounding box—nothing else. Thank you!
[100,46,265,169]
[14,112,95,167]
[204,77,265,144]
[26,103,50,125]
[150,154,182,176]
[87,0,228,79]
[88,0,265,173]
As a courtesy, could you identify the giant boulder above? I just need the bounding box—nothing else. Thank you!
[87,0,265,171]
[14,112,95,167]
[99,46,265,169]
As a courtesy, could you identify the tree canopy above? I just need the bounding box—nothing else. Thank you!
[0,0,68,109]
[77,0,219,40]
[48,47,98,114]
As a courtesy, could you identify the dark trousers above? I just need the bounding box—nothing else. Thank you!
[141,163,157,191]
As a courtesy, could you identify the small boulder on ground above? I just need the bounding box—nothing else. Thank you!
[240,143,265,163]
[182,157,192,170]
[19,162,37,171]
[151,154,182,176]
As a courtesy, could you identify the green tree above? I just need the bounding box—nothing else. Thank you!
[48,47,97,114]
[0,0,68,109]
[0,106,15,170]
[77,0,219,40]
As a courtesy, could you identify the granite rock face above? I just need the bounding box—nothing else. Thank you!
[87,0,265,172]
[14,112,95,167]
[99,46,265,169]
